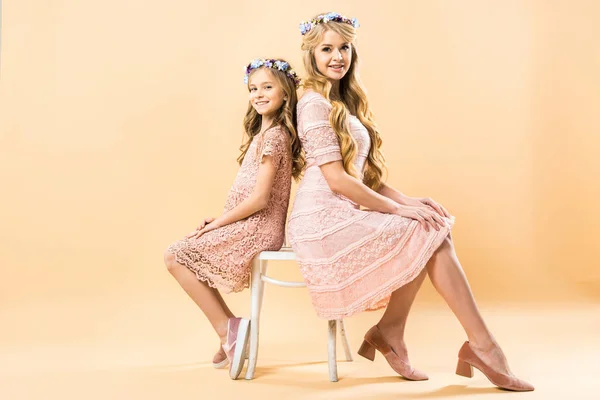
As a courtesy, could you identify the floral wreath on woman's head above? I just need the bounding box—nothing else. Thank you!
[299,12,359,36]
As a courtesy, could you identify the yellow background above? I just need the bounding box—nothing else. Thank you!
[1,1,599,399]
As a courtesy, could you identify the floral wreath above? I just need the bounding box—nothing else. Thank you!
[243,59,301,88]
[299,12,359,36]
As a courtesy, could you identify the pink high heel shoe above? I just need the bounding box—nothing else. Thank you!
[358,325,428,381]
[456,341,534,391]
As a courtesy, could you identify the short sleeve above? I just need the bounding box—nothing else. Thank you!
[299,98,342,166]
[260,127,287,167]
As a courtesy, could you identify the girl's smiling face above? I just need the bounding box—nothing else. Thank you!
[248,68,286,118]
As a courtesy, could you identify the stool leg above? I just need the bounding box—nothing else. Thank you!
[259,260,268,309]
[328,320,338,382]
[337,319,353,362]
[245,258,266,380]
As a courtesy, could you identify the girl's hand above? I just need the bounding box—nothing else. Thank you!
[185,217,216,239]
[196,217,216,231]
[417,197,450,218]
[187,221,220,240]
[393,204,446,232]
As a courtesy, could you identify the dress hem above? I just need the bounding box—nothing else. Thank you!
[309,218,454,320]
[168,248,248,294]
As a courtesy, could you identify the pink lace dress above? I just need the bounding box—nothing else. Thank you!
[287,92,455,319]
[167,126,292,293]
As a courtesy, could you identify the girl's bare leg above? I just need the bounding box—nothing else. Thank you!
[164,252,229,346]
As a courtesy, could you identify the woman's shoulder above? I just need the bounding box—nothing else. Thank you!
[298,90,331,110]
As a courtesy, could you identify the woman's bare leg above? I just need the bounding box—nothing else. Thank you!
[376,269,428,362]
[425,237,511,374]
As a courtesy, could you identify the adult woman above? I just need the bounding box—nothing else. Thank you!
[287,12,533,391]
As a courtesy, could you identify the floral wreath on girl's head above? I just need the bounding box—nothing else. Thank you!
[243,59,301,88]
[299,12,359,36]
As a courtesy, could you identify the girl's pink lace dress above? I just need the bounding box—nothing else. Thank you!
[287,92,454,319]
[167,126,292,293]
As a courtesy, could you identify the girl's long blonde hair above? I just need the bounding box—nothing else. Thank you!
[301,15,386,191]
[238,65,304,180]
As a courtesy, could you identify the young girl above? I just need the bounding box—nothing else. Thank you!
[288,12,533,391]
[163,58,303,380]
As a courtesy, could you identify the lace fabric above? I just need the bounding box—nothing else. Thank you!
[288,91,455,319]
[167,126,292,293]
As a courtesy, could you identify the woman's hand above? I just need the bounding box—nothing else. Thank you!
[393,204,446,232]
[416,197,450,218]
[185,217,217,239]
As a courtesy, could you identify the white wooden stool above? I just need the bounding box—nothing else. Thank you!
[244,247,353,382]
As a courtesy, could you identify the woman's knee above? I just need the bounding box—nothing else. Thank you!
[432,235,455,259]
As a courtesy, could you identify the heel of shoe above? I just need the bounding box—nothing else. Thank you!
[357,340,376,361]
[456,359,474,378]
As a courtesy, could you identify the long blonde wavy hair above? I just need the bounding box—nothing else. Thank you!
[301,15,386,190]
[238,64,305,180]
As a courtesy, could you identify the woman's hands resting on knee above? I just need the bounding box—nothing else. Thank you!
[393,204,446,232]
[405,196,450,219]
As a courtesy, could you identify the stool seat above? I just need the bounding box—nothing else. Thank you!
[258,247,296,260]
